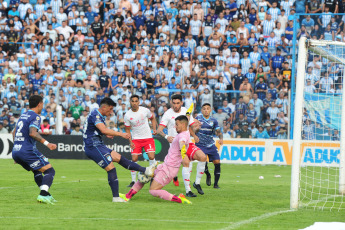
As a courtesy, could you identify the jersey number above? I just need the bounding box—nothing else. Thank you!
[16,121,24,137]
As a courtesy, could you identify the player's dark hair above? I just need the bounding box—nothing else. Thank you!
[100,97,117,107]
[175,115,188,124]
[202,103,211,108]
[130,95,140,101]
[171,94,183,101]
[29,95,43,108]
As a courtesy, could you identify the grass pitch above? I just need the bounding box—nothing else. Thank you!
[0,159,344,230]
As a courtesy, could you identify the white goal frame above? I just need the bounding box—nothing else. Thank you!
[290,37,345,209]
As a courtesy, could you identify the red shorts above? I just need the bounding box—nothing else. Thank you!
[131,138,155,155]
[186,143,200,161]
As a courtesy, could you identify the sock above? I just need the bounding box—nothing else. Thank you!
[173,177,178,181]
[188,161,193,173]
[126,181,144,199]
[33,170,43,187]
[195,161,206,184]
[205,162,211,177]
[130,171,136,182]
[150,190,181,203]
[149,159,156,166]
[40,168,55,195]
[214,163,221,186]
[182,167,191,193]
[118,156,146,173]
[108,168,119,197]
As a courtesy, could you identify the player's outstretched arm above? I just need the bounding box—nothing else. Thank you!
[189,125,199,143]
[96,123,131,139]
[29,127,57,150]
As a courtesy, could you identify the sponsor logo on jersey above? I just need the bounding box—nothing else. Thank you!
[13,144,22,151]
[98,160,104,167]
[30,160,41,168]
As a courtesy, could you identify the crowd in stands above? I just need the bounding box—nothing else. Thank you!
[0,0,342,139]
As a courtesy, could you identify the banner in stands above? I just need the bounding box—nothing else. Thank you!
[0,135,170,161]
[217,139,340,167]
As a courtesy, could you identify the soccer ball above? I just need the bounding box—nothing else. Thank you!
[138,172,152,184]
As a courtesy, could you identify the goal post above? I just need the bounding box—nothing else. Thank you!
[290,37,345,210]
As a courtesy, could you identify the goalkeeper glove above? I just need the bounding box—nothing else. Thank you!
[181,145,187,159]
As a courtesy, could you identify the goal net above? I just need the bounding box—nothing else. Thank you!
[290,37,345,210]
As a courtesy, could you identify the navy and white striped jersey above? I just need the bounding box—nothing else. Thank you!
[195,115,220,147]
[83,109,106,148]
[13,110,41,152]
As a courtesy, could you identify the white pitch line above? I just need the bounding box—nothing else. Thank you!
[0,216,232,224]
[220,209,295,230]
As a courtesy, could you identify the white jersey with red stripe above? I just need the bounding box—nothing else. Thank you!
[124,106,153,140]
[159,107,195,138]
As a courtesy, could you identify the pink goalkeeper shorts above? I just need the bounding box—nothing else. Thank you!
[153,163,179,187]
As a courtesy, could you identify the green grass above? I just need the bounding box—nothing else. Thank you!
[0,159,344,230]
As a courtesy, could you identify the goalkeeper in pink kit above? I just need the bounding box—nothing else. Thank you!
[120,115,192,204]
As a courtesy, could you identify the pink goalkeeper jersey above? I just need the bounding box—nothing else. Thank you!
[164,130,190,168]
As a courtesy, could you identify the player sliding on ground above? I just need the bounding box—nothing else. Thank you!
[124,95,157,187]
[82,98,157,202]
[157,94,206,197]
[195,103,223,189]
[120,115,193,204]
[12,95,58,204]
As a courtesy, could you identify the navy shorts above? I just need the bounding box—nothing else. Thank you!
[197,145,220,162]
[84,145,113,168]
[12,149,50,171]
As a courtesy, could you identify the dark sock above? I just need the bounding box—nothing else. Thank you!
[33,170,43,187]
[173,177,178,181]
[108,168,119,197]
[214,163,221,185]
[205,163,211,177]
[118,156,146,173]
[41,167,55,188]
[40,190,51,196]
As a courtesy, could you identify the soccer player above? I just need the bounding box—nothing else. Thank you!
[83,98,157,202]
[120,115,193,204]
[195,103,223,189]
[12,95,58,204]
[157,94,205,197]
[124,95,157,187]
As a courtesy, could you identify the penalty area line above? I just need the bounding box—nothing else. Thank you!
[0,216,232,224]
[220,209,295,230]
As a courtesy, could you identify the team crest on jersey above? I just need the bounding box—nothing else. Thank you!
[209,122,214,126]
[36,117,40,120]
[96,115,100,119]
[106,155,112,162]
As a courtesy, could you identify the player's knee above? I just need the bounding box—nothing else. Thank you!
[149,189,158,197]
[111,151,121,162]
[199,153,207,162]
[43,167,55,176]
[182,159,190,167]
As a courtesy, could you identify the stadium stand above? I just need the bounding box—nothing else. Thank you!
[0,0,341,139]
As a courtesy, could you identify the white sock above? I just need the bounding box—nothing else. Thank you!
[130,171,136,182]
[188,161,193,173]
[40,185,49,192]
[195,161,206,184]
[182,167,191,193]
[149,159,156,166]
